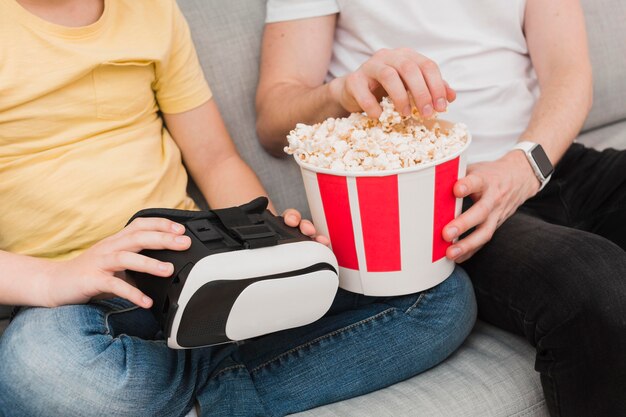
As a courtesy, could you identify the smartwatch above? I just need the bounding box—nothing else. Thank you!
[511,141,554,191]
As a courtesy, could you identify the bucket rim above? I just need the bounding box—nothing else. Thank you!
[294,122,472,177]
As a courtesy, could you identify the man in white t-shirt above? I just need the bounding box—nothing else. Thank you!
[255,0,626,416]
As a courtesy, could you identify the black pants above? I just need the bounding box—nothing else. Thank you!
[462,143,626,417]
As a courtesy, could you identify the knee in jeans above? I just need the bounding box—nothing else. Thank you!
[423,267,477,338]
[0,306,153,415]
[0,307,99,408]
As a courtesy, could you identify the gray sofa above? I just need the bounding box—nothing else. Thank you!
[1,0,624,415]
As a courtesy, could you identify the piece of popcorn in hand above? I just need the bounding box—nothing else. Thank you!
[285,97,468,172]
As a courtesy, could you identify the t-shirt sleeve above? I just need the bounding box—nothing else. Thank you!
[154,2,212,114]
[266,0,340,23]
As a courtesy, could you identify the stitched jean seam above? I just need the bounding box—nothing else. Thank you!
[250,307,396,374]
[103,305,140,336]
[208,295,426,380]
[404,291,427,315]
[208,364,247,381]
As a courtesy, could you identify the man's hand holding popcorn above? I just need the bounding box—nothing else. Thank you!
[328,48,456,119]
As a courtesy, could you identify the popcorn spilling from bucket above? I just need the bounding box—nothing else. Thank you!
[284,97,468,172]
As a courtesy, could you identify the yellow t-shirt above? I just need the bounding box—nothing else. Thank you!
[0,0,211,260]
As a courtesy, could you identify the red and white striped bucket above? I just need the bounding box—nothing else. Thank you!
[296,120,470,296]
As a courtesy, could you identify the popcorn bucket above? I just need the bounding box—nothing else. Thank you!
[296,120,471,296]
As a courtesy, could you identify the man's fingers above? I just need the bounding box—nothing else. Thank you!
[98,276,152,308]
[396,61,433,117]
[377,49,447,116]
[121,217,185,236]
[455,245,484,264]
[454,174,484,198]
[374,65,411,116]
[446,216,498,261]
[108,231,191,253]
[444,196,494,241]
[344,72,382,117]
[416,57,447,113]
[444,81,457,103]
[102,251,174,277]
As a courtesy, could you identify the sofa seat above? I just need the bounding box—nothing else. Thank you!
[294,322,546,417]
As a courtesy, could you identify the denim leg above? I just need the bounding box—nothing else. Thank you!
[0,299,213,417]
[196,266,476,417]
[0,269,475,417]
[462,212,626,417]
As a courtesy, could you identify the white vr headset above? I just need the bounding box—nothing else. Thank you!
[127,197,339,349]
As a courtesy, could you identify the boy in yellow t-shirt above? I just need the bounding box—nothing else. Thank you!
[0,0,328,309]
[0,0,324,413]
[0,1,476,415]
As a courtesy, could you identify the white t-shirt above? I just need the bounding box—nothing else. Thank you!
[266,0,540,164]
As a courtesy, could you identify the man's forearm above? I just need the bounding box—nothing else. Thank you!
[519,0,593,166]
[256,80,346,157]
[517,68,593,165]
[0,251,52,306]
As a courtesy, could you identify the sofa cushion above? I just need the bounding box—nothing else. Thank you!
[578,119,626,150]
[580,0,626,131]
[293,322,548,417]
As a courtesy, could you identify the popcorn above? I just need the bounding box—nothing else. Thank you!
[285,97,468,172]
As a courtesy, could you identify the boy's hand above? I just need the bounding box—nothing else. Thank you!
[282,209,330,246]
[43,218,191,309]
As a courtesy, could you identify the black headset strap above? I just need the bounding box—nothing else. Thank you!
[212,206,278,249]
[127,197,278,249]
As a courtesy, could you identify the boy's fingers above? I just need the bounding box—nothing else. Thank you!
[108,230,191,253]
[98,276,152,308]
[298,219,316,236]
[122,217,185,236]
[102,251,174,277]
[315,235,331,246]
[281,209,301,227]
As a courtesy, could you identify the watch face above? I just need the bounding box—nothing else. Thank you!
[531,145,554,178]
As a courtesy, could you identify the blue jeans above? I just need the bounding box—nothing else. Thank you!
[0,267,476,417]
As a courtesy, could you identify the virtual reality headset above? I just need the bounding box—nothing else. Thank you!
[127,197,339,349]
